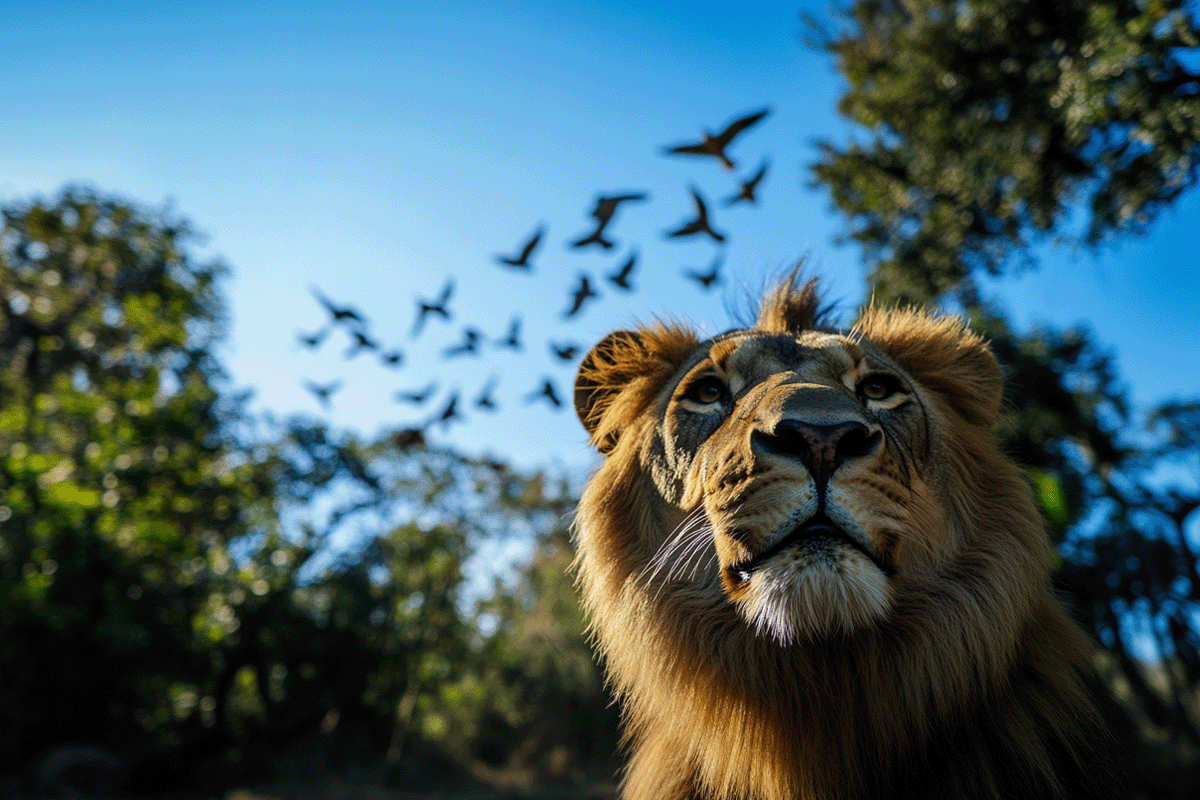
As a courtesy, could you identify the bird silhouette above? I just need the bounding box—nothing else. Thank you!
[607,251,638,291]
[525,378,562,409]
[431,391,462,428]
[496,225,544,270]
[412,278,455,338]
[312,287,367,326]
[443,327,484,358]
[297,327,330,349]
[684,255,724,290]
[303,379,343,411]
[379,349,404,368]
[666,187,726,243]
[494,316,522,351]
[663,107,770,171]
[474,376,500,411]
[550,342,581,362]
[563,274,599,318]
[394,381,438,405]
[570,193,647,250]
[725,160,769,206]
[344,329,380,359]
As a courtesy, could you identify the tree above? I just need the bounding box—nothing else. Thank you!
[810,0,1200,304]
[0,189,404,789]
[0,186,269,766]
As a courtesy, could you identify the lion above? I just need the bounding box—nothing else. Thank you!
[570,275,1124,800]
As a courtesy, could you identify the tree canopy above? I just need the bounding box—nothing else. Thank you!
[811,0,1200,303]
[0,187,260,765]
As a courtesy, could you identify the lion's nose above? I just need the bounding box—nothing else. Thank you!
[754,420,880,489]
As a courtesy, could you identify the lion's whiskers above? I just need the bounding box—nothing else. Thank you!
[659,521,714,586]
[669,524,715,583]
[643,508,716,595]
[642,509,703,586]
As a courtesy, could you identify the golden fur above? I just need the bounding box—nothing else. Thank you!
[571,276,1122,800]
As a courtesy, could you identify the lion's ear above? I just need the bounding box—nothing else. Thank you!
[857,306,1003,427]
[575,330,641,453]
[575,325,700,455]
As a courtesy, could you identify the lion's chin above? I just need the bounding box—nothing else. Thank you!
[733,541,892,644]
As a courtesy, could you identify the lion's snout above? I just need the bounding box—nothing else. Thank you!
[752,419,880,494]
[746,382,882,491]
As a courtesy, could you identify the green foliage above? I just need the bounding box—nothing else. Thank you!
[810,0,1200,303]
[0,187,267,767]
[0,188,614,794]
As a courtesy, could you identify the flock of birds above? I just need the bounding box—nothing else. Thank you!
[296,107,774,447]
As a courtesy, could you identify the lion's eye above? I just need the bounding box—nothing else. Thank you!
[857,374,900,402]
[686,376,727,405]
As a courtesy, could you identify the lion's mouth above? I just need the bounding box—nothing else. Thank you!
[727,512,890,583]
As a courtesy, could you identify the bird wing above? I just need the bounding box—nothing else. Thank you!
[713,108,770,146]
[521,228,543,259]
[665,141,715,157]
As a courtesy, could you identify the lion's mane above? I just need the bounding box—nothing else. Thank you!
[570,276,1123,800]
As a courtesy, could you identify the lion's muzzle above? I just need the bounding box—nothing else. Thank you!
[707,381,895,641]
[752,418,881,500]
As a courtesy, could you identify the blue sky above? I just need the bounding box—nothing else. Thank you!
[3,1,1197,473]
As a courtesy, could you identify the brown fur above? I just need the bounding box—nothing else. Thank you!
[571,276,1122,800]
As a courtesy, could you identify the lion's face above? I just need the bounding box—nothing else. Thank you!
[574,278,1004,645]
[661,328,943,642]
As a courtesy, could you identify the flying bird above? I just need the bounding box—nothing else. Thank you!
[607,251,638,291]
[550,342,581,362]
[525,378,562,409]
[496,225,544,270]
[411,278,455,337]
[303,379,343,411]
[443,327,484,358]
[725,160,769,206]
[444,328,484,359]
[494,316,522,351]
[563,274,599,319]
[474,376,500,411]
[312,287,367,326]
[663,107,770,171]
[296,327,330,349]
[684,255,724,290]
[570,193,647,250]
[431,392,462,428]
[666,187,726,243]
[379,349,404,368]
[344,329,380,359]
[394,381,438,405]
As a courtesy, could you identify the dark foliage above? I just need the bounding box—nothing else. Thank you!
[810,0,1200,304]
